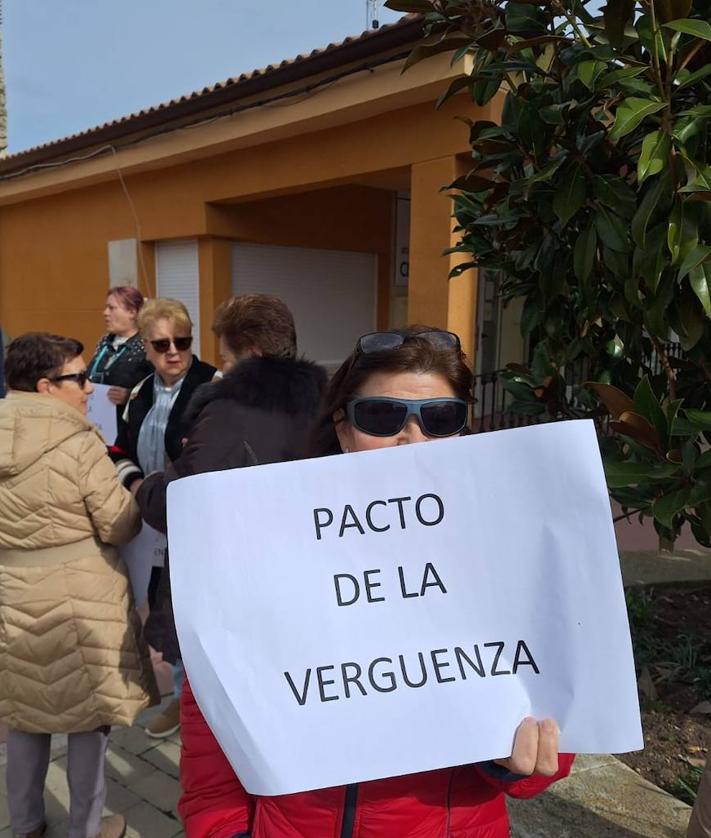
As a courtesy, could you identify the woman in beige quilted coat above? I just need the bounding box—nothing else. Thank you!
[0,332,159,838]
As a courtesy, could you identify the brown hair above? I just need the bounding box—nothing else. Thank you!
[108,286,144,313]
[139,298,192,338]
[311,326,473,456]
[212,294,296,359]
[5,332,84,392]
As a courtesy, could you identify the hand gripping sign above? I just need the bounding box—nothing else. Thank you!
[167,420,642,796]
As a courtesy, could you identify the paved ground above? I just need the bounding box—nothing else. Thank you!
[1,547,707,837]
[0,731,693,838]
[0,698,184,838]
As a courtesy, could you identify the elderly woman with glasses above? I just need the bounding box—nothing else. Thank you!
[0,332,159,838]
[111,297,217,739]
[176,325,574,838]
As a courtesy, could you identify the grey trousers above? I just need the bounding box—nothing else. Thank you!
[6,727,110,838]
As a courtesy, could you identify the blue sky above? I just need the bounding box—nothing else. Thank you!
[3,1,404,153]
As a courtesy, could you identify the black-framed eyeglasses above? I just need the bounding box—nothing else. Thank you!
[49,371,90,389]
[356,330,461,355]
[347,397,468,438]
[150,336,193,353]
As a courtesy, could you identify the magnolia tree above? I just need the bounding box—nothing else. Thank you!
[386,0,711,546]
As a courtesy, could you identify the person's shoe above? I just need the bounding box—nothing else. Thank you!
[145,697,180,738]
[14,823,46,838]
[91,814,126,838]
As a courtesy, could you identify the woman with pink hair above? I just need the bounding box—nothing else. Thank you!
[88,286,152,407]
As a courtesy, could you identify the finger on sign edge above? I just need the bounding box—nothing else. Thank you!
[534,718,560,777]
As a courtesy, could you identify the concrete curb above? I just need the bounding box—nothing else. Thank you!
[510,754,691,837]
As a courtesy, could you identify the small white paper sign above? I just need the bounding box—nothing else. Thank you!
[167,420,642,797]
[119,523,167,608]
[87,383,118,444]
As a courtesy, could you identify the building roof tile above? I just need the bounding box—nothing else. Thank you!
[0,14,424,177]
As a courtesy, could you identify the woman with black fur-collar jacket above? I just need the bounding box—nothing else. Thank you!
[132,353,326,669]
[135,354,327,532]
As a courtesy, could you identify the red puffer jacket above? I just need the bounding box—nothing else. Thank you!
[179,679,574,838]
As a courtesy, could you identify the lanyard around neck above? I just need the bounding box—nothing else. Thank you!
[89,340,130,380]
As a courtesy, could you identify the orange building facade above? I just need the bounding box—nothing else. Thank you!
[0,18,496,368]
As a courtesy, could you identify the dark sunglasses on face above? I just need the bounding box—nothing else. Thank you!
[150,336,193,353]
[347,397,468,438]
[356,330,461,355]
[49,371,90,388]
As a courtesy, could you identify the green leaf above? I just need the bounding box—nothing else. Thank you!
[508,400,547,416]
[653,488,691,529]
[553,166,586,227]
[634,376,668,441]
[576,60,607,91]
[574,223,597,283]
[505,3,548,35]
[675,292,705,349]
[523,155,567,185]
[671,417,704,437]
[596,207,630,252]
[530,343,552,380]
[679,105,711,119]
[540,104,567,125]
[435,75,473,109]
[606,334,625,358]
[402,37,473,71]
[520,295,543,337]
[594,175,637,218]
[677,244,711,281]
[667,399,684,446]
[633,222,666,293]
[603,0,635,47]
[676,64,711,90]
[609,98,666,141]
[667,200,684,264]
[637,130,671,184]
[598,66,646,89]
[654,0,692,23]
[681,409,711,436]
[604,460,680,488]
[689,263,711,317]
[606,246,631,279]
[663,18,711,41]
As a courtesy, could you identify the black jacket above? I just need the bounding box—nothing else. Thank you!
[0,329,5,398]
[135,355,327,662]
[88,332,153,389]
[111,356,217,487]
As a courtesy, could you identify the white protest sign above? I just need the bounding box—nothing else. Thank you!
[87,383,118,444]
[119,523,167,609]
[167,420,643,797]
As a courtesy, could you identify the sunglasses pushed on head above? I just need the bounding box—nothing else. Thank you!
[345,328,467,438]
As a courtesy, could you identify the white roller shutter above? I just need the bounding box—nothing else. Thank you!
[155,239,201,352]
[231,243,377,369]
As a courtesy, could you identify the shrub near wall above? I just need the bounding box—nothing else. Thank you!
[388,0,711,547]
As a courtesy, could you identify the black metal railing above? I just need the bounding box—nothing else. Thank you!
[471,370,545,433]
[471,341,684,434]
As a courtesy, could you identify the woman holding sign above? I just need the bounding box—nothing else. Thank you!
[88,286,153,407]
[178,327,574,838]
